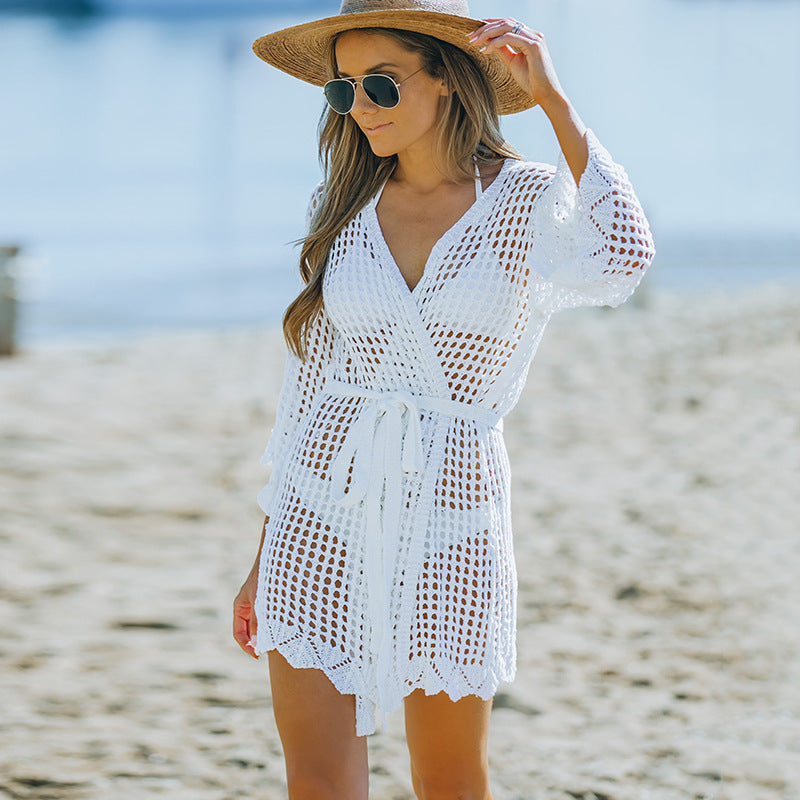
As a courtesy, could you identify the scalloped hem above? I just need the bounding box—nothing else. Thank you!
[254,626,515,737]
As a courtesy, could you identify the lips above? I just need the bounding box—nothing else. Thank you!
[363,122,392,135]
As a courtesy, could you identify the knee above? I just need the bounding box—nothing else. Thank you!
[411,767,491,800]
[286,771,367,800]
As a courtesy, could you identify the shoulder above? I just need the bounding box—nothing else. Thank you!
[491,158,557,211]
[306,180,326,217]
[304,180,327,230]
[501,158,556,190]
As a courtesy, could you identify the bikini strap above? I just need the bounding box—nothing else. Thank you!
[375,162,482,205]
[374,176,389,206]
[473,156,483,199]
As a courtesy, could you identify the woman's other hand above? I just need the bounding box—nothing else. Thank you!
[233,566,260,659]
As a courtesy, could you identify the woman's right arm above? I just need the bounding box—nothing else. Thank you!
[235,302,336,659]
[255,181,333,519]
[255,307,337,517]
[233,182,333,658]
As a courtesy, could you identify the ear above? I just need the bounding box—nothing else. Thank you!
[438,78,454,97]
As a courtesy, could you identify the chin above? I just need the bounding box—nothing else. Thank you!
[365,140,400,158]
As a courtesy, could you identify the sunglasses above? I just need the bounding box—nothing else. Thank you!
[323,67,425,115]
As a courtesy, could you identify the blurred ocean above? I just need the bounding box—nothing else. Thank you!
[1,0,799,344]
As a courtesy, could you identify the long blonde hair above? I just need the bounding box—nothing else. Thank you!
[283,27,521,359]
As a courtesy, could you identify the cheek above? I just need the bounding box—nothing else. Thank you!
[361,94,445,156]
[398,95,443,136]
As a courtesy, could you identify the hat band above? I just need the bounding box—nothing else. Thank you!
[339,0,471,16]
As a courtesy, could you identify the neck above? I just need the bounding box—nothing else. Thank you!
[392,151,448,193]
[391,141,472,194]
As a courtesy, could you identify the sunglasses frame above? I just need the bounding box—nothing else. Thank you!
[323,66,425,115]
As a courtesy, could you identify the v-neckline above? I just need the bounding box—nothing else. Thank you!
[368,158,510,297]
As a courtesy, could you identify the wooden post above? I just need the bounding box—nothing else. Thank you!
[0,245,19,357]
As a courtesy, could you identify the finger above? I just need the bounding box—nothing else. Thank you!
[479,27,544,57]
[478,33,528,56]
[510,28,545,42]
[470,18,521,35]
[249,603,258,646]
[479,17,516,27]
[471,31,531,56]
[467,18,514,45]
[233,609,250,646]
[233,602,259,658]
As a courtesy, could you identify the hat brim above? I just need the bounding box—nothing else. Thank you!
[252,9,536,115]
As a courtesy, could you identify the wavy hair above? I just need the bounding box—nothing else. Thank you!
[283,27,521,358]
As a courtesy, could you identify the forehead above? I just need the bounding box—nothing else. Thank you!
[334,30,420,74]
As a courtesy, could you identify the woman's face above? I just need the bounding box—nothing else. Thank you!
[334,30,450,160]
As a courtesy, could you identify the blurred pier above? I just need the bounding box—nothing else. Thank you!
[0,245,20,356]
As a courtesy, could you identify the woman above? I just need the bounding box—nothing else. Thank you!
[233,2,655,798]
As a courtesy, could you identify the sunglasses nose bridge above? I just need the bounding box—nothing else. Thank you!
[351,79,379,112]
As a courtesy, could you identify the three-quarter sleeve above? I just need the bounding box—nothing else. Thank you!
[257,183,335,517]
[257,309,336,516]
[527,129,655,312]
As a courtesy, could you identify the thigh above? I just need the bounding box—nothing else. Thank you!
[404,689,493,799]
[267,650,368,799]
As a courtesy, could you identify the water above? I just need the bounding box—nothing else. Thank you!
[1,0,799,345]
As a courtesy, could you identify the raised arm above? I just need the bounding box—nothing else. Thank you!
[471,18,655,310]
[468,17,602,186]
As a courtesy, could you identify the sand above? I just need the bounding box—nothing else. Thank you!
[1,283,798,800]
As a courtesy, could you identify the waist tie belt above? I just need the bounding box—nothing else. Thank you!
[325,378,502,728]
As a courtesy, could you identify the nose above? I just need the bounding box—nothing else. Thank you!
[350,81,378,115]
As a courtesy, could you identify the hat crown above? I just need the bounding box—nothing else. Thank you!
[339,0,471,16]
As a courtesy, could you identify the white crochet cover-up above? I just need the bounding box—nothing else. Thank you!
[253,129,655,736]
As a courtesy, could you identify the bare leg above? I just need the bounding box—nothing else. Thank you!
[404,689,493,800]
[267,650,369,800]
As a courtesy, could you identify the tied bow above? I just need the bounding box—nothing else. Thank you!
[329,390,428,726]
[330,390,424,508]
[323,379,503,730]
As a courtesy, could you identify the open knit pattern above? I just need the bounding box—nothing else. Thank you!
[254,129,655,736]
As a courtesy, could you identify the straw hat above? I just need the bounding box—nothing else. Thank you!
[252,0,536,115]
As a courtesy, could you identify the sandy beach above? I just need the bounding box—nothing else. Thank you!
[1,282,798,800]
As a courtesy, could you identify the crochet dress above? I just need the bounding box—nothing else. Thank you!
[253,129,655,736]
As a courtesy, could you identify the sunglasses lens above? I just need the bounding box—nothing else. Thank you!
[324,80,355,114]
[362,75,400,108]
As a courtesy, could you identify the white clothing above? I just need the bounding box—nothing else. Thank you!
[253,129,655,736]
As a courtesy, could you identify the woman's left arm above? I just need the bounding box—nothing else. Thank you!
[468,19,588,183]
[469,19,656,312]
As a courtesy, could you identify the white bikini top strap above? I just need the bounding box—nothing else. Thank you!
[473,156,483,199]
[374,177,389,205]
